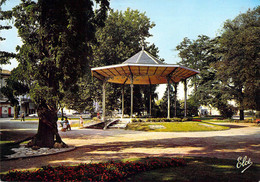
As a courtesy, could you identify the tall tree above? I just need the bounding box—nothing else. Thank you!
[176,35,237,118]
[215,6,260,120]
[195,64,236,118]
[176,35,216,92]
[10,0,109,147]
[176,36,221,114]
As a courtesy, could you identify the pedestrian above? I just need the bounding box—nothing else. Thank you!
[60,117,65,127]
[79,116,84,128]
[20,112,25,122]
[61,117,71,131]
[65,117,71,131]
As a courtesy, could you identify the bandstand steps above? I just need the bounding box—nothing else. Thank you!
[108,119,131,129]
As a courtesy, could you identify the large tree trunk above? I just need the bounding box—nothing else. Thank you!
[28,102,65,148]
[61,107,64,120]
[13,105,18,119]
[239,109,244,120]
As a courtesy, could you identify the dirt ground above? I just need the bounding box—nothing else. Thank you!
[0,119,259,173]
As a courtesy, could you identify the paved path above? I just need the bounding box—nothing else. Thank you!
[0,118,259,173]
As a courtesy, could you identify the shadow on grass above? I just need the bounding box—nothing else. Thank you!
[126,156,260,182]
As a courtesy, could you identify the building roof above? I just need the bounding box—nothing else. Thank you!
[91,49,199,85]
[122,49,164,65]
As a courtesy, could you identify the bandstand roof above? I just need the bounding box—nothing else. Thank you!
[91,49,199,85]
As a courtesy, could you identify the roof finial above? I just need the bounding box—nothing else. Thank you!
[141,38,144,51]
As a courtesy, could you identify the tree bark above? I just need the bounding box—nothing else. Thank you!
[29,102,64,148]
[239,109,244,120]
[13,105,18,119]
[61,107,64,120]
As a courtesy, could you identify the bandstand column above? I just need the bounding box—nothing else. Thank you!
[149,85,152,116]
[174,83,177,117]
[184,79,187,117]
[130,75,134,118]
[167,78,171,119]
[102,80,107,121]
[121,85,124,119]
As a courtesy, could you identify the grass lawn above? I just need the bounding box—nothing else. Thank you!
[11,118,39,121]
[127,157,260,182]
[126,121,229,132]
[0,141,14,145]
[69,119,93,127]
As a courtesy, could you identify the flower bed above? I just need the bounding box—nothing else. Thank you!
[1,158,186,181]
[191,119,202,121]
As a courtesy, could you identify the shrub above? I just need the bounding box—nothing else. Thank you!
[146,118,151,122]
[182,118,188,122]
[130,118,191,123]
[171,118,182,122]
[137,118,143,122]
[92,117,98,121]
[131,119,138,122]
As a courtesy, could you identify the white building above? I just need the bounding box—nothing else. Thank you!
[0,69,37,117]
[0,70,14,117]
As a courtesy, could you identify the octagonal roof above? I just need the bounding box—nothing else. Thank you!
[91,49,199,85]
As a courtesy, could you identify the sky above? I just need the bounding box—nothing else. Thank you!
[1,0,259,99]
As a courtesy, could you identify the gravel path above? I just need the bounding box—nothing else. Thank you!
[0,118,259,173]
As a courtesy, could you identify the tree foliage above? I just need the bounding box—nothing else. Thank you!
[65,8,161,116]
[195,65,236,118]
[176,7,260,119]
[176,35,226,115]
[214,6,260,119]
[0,0,16,65]
[9,0,109,147]
[176,35,217,91]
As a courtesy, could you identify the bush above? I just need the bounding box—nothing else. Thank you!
[171,118,182,122]
[130,118,192,122]
[146,118,151,122]
[92,117,98,121]
[137,118,143,122]
[182,118,188,122]
[131,119,138,122]
[129,117,195,123]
